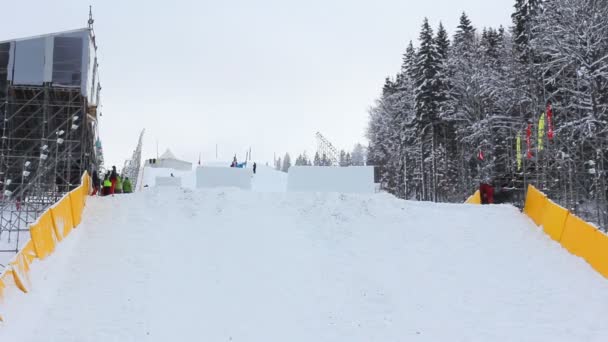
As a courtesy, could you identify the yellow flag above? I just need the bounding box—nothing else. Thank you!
[516,132,522,171]
[538,112,545,151]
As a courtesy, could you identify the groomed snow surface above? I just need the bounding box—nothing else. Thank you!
[1,186,608,341]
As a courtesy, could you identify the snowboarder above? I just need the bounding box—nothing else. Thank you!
[253,162,257,174]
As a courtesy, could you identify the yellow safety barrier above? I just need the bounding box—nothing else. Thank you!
[591,229,608,277]
[21,238,38,266]
[10,241,36,293]
[0,172,91,321]
[463,185,608,280]
[466,190,481,204]
[562,214,599,257]
[0,273,6,302]
[70,185,85,227]
[522,185,608,279]
[50,196,75,242]
[82,174,89,197]
[0,270,13,322]
[29,211,58,260]
[0,270,11,301]
[523,185,548,226]
[540,200,570,242]
[560,214,608,278]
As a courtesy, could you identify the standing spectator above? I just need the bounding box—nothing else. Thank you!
[103,175,112,196]
[123,177,133,193]
[479,182,494,205]
[115,175,123,194]
[110,166,118,196]
[91,170,100,196]
[253,162,257,174]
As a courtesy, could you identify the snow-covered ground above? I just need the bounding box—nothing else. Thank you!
[1,187,608,341]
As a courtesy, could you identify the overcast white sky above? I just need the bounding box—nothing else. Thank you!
[0,0,514,167]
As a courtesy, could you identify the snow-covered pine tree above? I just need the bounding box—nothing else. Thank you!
[433,21,460,201]
[413,18,442,201]
[531,0,608,221]
[339,150,347,166]
[351,144,366,166]
[282,153,291,172]
[276,157,282,171]
[444,12,489,194]
[295,154,303,166]
[367,78,399,194]
[321,153,331,166]
[345,152,352,166]
[313,152,321,166]
[362,0,607,229]
[302,152,311,166]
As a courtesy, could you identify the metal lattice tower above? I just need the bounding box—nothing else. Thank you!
[315,132,339,166]
[122,129,144,188]
[0,15,102,260]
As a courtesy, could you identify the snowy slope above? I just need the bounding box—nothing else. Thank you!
[1,189,608,341]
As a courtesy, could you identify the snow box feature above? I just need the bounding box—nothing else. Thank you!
[155,176,182,187]
[196,167,252,190]
[287,166,375,194]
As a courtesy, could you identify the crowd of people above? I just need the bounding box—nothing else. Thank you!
[89,157,258,197]
[91,165,133,197]
[230,156,257,174]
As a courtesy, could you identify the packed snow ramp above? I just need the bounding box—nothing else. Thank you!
[1,188,608,341]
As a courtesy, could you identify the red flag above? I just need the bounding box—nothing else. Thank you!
[478,150,484,161]
[526,124,533,159]
[546,102,554,140]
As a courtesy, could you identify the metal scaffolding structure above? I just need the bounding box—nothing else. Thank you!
[0,14,102,258]
[315,132,339,166]
[122,129,144,188]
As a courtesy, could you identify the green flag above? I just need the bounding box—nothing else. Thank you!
[516,132,522,171]
[538,112,545,151]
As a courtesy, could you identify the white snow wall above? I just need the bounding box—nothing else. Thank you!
[196,167,252,190]
[155,177,182,187]
[287,166,375,194]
